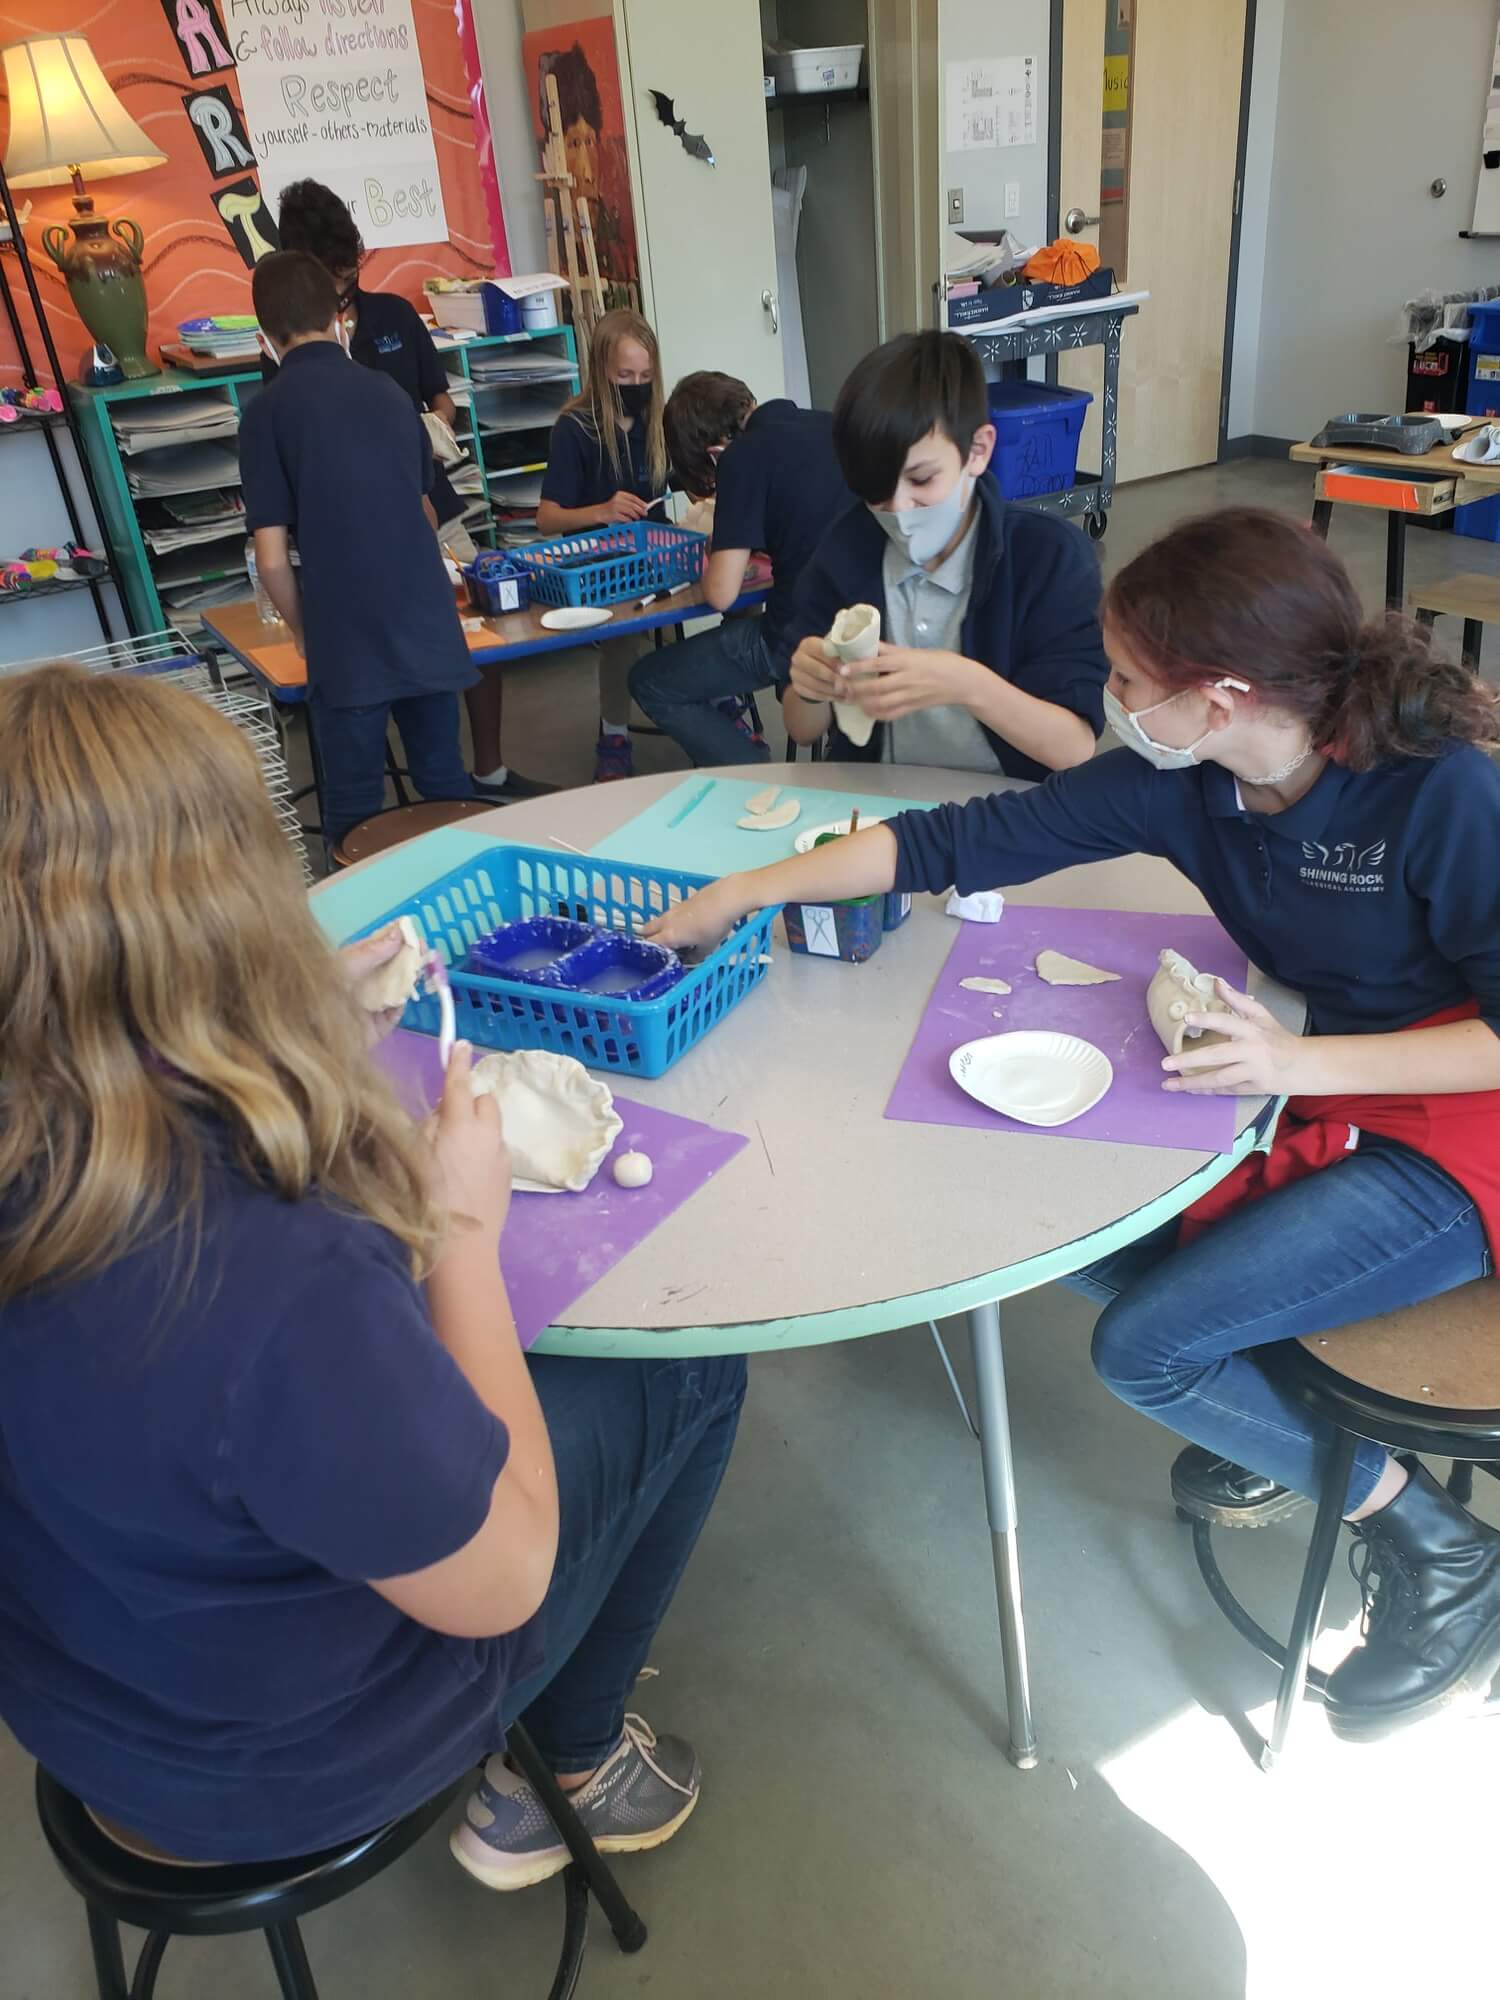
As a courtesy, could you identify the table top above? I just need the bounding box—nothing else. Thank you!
[1290,425,1500,486]
[202,577,770,697]
[314,764,1297,1359]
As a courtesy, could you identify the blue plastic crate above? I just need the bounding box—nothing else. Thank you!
[462,551,530,616]
[358,843,775,1079]
[985,381,1094,499]
[513,522,706,608]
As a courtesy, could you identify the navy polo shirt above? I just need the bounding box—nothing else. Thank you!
[785,478,1108,779]
[0,1153,532,1862]
[541,409,659,511]
[710,399,853,663]
[892,743,1500,1037]
[238,342,475,710]
[259,291,462,525]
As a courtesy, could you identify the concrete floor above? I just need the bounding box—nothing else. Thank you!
[6,461,1500,1999]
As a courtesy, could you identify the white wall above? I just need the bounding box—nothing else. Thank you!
[471,0,548,275]
[937,0,1051,249]
[1225,0,1284,439]
[1243,0,1500,442]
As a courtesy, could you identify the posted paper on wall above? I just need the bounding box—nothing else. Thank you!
[945,56,1037,153]
[232,0,449,249]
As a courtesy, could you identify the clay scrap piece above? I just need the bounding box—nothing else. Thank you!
[613,1149,654,1188]
[737,798,802,831]
[947,889,1005,923]
[1035,949,1120,987]
[357,915,425,1013]
[825,602,880,748]
[1147,948,1235,1056]
[470,1049,623,1194]
[744,783,782,817]
[960,975,1012,995]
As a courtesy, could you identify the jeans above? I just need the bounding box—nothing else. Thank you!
[1073,1136,1489,1511]
[499,1352,746,1772]
[630,618,777,767]
[313,691,471,847]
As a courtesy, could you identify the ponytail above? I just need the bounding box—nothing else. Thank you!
[1105,507,1500,771]
[1323,614,1499,771]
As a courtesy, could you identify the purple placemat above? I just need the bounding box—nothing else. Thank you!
[376,1032,747,1345]
[885,906,1250,1154]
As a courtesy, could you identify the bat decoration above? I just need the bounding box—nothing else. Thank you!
[648,89,716,168]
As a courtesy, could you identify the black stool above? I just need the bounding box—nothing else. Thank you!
[37,1723,646,1999]
[1189,1280,1500,1769]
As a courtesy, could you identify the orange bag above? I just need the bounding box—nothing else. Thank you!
[1022,238,1101,286]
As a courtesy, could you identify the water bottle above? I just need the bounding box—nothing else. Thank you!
[246,538,281,624]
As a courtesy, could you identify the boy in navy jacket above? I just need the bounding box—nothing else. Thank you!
[783,330,1108,781]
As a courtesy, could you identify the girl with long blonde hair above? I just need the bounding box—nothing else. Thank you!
[0,663,742,1881]
[532,308,669,783]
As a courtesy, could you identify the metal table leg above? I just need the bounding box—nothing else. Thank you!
[967,1301,1039,1769]
[1385,510,1407,611]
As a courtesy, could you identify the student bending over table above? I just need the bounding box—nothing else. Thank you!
[0,664,744,1883]
[629,370,855,765]
[781,330,1109,777]
[651,507,1500,1743]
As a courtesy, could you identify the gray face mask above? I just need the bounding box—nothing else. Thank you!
[871,473,974,566]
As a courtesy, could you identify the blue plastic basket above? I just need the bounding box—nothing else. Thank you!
[985,381,1094,499]
[512,522,706,608]
[359,843,774,1078]
[462,551,531,616]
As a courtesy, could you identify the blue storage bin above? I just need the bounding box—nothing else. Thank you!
[463,551,531,616]
[481,284,525,335]
[356,843,774,1079]
[513,522,706,608]
[985,382,1094,500]
[1453,493,1500,543]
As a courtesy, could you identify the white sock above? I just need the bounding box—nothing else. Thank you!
[474,763,508,786]
[600,721,629,739]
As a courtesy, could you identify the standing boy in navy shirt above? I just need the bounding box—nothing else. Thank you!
[239,251,476,849]
[630,373,854,766]
[783,330,1108,779]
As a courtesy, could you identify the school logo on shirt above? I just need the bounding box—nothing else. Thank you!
[1300,838,1387,892]
[374,333,404,354]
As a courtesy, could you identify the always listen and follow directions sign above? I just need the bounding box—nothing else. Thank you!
[229,0,449,250]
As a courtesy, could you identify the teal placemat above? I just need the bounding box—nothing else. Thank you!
[310,826,500,943]
[592,775,936,877]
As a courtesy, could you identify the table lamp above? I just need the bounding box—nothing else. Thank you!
[2,35,167,378]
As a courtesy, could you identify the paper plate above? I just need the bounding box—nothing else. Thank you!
[540,606,614,631]
[794,813,890,854]
[949,1031,1113,1129]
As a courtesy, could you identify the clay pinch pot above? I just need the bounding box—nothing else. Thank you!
[1147,948,1234,1057]
[469,1048,623,1193]
[824,603,881,748]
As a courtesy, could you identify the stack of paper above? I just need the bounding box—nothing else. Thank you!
[475,387,570,437]
[112,392,239,455]
[468,351,577,387]
[944,228,1033,288]
[445,373,474,408]
[126,442,242,498]
[177,315,260,361]
[139,491,245,554]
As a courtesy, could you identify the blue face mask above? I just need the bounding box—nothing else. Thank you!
[872,473,974,566]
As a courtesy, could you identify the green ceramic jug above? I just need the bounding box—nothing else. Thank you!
[42,203,156,380]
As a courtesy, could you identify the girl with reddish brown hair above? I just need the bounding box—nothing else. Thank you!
[650,506,1500,1744]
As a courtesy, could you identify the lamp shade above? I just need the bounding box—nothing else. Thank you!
[2,35,167,185]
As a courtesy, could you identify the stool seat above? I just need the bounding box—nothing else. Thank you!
[332,797,494,867]
[1405,571,1500,622]
[1296,1280,1500,1418]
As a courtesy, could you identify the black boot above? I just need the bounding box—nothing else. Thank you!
[1171,1446,1309,1528]
[1324,1462,1500,1741]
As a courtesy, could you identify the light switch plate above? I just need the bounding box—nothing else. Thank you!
[947,186,964,223]
[1004,181,1021,218]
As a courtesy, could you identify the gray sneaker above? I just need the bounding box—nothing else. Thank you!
[449,1715,701,1892]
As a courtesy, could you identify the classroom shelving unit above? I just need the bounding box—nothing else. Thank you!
[0,164,119,643]
[68,326,581,636]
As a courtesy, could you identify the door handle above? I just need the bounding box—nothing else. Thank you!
[1064,206,1101,233]
[762,287,778,334]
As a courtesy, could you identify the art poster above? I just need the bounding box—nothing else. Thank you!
[522,13,640,313]
[231,0,448,250]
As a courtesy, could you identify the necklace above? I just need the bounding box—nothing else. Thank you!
[1243,743,1314,788]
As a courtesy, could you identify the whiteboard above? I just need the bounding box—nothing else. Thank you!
[1472,4,1500,232]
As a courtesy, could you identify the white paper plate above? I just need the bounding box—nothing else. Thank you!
[540,606,614,631]
[794,813,889,854]
[949,1031,1113,1128]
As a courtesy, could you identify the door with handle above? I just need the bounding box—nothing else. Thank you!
[618,0,786,403]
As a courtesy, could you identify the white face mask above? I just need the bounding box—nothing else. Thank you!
[872,471,975,566]
[1104,678,1250,770]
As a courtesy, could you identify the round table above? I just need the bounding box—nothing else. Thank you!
[321,763,1296,1770]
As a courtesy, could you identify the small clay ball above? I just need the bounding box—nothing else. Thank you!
[612,1150,653,1189]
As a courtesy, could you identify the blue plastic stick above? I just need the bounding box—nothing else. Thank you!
[666,779,715,829]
